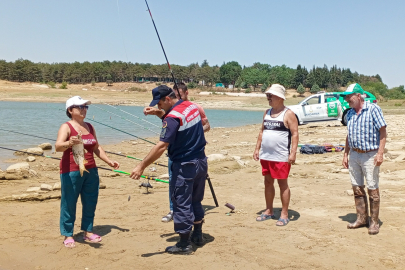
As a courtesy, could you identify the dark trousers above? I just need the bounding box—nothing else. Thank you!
[170,157,208,234]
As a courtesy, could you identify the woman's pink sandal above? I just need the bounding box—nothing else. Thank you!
[83,233,102,243]
[63,238,75,248]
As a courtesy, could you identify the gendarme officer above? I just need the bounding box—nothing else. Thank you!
[130,85,208,254]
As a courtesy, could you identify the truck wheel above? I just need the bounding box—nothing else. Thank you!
[341,109,349,126]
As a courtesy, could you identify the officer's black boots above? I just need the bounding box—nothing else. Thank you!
[165,232,193,255]
[191,222,204,246]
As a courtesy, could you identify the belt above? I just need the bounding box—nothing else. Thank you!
[352,148,375,154]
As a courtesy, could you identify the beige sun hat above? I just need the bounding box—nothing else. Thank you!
[265,84,286,100]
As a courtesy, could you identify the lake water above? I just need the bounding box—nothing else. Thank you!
[0,101,264,169]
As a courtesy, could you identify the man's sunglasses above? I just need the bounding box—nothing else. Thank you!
[71,105,89,110]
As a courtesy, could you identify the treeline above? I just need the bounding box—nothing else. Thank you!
[1,58,404,99]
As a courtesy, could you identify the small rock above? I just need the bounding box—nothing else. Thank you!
[220,150,228,155]
[346,189,354,196]
[212,140,218,143]
[5,173,24,180]
[107,172,120,177]
[340,169,349,174]
[27,187,41,192]
[132,142,138,145]
[14,147,44,156]
[159,174,169,180]
[384,148,388,154]
[207,154,227,162]
[40,184,53,191]
[0,172,5,180]
[6,162,30,173]
[53,182,61,190]
[38,143,52,150]
[26,156,36,162]
[99,183,106,189]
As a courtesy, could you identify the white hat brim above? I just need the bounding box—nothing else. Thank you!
[266,90,286,100]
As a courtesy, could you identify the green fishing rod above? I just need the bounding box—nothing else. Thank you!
[92,104,160,135]
[0,146,169,184]
[0,128,167,168]
[104,103,161,128]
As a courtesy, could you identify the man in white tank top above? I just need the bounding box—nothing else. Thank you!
[253,84,299,226]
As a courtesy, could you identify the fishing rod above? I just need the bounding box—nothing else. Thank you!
[144,0,180,98]
[92,104,160,135]
[0,128,167,168]
[56,108,157,145]
[111,152,167,168]
[104,103,160,128]
[0,146,169,184]
[0,128,54,141]
[87,118,157,145]
[144,0,218,207]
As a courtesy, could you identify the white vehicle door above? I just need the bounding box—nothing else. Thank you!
[300,95,324,121]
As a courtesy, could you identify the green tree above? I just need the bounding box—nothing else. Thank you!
[297,84,305,96]
[310,83,320,94]
[293,64,306,88]
[219,61,242,86]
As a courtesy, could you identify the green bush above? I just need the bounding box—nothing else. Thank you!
[240,81,248,89]
[187,81,198,89]
[155,82,161,86]
[310,84,320,94]
[91,80,96,86]
[297,84,305,95]
[47,81,56,88]
[59,81,68,89]
[260,83,268,93]
[244,88,251,93]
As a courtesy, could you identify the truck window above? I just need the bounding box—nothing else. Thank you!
[325,95,337,102]
[306,96,321,105]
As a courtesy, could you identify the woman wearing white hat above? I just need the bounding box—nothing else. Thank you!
[55,96,120,248]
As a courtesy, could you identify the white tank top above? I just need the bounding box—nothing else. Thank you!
[259,108,291,162]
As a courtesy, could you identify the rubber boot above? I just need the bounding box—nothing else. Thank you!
[347,186,369,229]
[368,188,380,235]
[191,222,204,246]
[165,232,193,255]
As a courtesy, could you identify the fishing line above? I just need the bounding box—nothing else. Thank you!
[56,108,157,145]
[0,128,167,167]
[87,118,157,145]
[0,146,168,184]
[116,0,129,61]
[104,103,161,128]
[92,104,160,135]
[144,0,180,97]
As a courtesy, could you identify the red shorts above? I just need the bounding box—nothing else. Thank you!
[260,160,291,179]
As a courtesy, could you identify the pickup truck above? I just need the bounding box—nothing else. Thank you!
[287,91,377,126]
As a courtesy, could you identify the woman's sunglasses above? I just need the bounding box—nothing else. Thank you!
[71,105,89,110]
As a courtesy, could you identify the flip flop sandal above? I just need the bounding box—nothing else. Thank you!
[83,233,102,243]
[63,238,75,248]
[276,218,290,226]
[256,213,275,222]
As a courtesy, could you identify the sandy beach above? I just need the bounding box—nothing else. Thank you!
[0,81,405,269]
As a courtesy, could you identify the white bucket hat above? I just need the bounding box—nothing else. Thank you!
[66,96,91,109]
[265,84,286,100]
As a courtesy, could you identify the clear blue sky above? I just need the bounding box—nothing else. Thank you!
[0,0,404,88]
